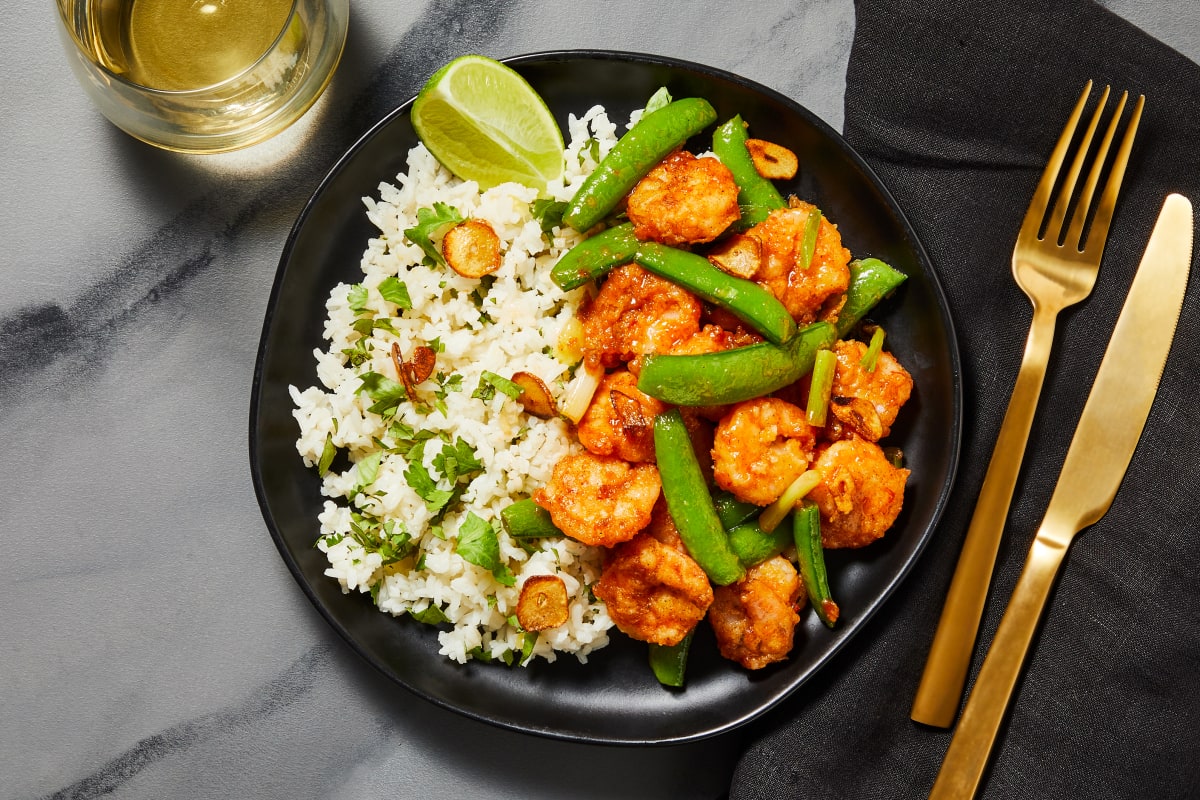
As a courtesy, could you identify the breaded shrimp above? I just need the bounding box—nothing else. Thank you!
[575,369,666,463]
[828,339,913,441]
[579,263,702,372]
[747,201,851,323]
[593,529,714,646]
[808,437,909,549]
[712,397,817,506]
[533,451,661,547]
[626,150,741,246]
[708,555,803,670]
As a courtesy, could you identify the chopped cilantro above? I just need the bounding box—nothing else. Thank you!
[378,276,412,309]
[455,512,515,586]
[403,203,464,269]
[348,509,414,566]
[410,603,450,625]
[643,86,673,115]
[531,199,567,235]
[357,371,408,418]
[352,449,384,493]
[347,283,369,313]
[472,371,525,403]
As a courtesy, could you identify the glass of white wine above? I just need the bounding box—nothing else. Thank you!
[56,0,349,153]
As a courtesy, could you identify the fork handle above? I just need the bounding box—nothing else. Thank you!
[927,533,1069,799]
[911,304,1059,728]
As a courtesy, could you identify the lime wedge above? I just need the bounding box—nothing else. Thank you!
[412,55,565,192]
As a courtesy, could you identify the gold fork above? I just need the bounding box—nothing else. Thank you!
[911,81,1144,729]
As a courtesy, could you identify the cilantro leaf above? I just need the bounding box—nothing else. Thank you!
[378,276,412,309]
[403,203,463,269]
[347,283,369,313]
[352,449,384,493]
[410,603,450,625]
[403,440,455,515]
[357,371,408,418]
[472,371,525,403]
[456,512,500,571]
[643,86,673,115]
[348,509,414,566]
[531,199,567,235]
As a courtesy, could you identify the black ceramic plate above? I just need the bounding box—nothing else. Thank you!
[250,50,962,745]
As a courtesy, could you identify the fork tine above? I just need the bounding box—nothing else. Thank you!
[1019,81,1094,239]
[1065,90,1129,250]
[1044,84,1109,241]
[1080,93,1145,257]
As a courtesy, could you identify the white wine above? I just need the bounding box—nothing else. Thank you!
[58,0,348,152]
[126,0,295,90]
[90,0,297,91]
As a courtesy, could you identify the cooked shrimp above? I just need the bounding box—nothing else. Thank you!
[575,369,666,463]
[626,150,741,246]
[579,263,702,371]
[747,201,851,323]
[593,529,714,646]
[808,437,909,549]
[712,397,817,506]
[533,451,661,547]
[828,339,913,441]
[708,555,803,670]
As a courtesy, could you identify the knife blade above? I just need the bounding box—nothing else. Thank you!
[928,192,1193,800]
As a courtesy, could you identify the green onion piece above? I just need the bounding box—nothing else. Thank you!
[759,469,821,533]
[860,325,886,373]
[805,348,838,426]
[648,629,693,687]
[794,500,839,628]
[798,207,823,270]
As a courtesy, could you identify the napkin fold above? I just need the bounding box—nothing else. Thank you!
[731,0,1200,797]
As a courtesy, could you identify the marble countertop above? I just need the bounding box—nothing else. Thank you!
[4,2,1197,798]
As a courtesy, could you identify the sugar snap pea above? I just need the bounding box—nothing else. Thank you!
[653,409,744,586]
[634,242,797,345]
[727,518,793,568]
[648,629,693,688]
[794,500,839,627]
[712,115,787,227]
[836,258,908,337]
[550,222,639,291]
[714,490,761,530]
[637,321,837,406]
[563,97,718,232]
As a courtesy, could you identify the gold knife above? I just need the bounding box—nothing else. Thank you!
[928,193,1194,799]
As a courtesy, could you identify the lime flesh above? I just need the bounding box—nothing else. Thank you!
[412,55,565,192]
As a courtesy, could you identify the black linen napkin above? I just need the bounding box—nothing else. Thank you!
[731,0,1200,797]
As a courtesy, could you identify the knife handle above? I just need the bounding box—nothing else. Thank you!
[927,534,1069,800]
[911,304,1059,728]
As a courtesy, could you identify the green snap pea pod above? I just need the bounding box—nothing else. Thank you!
[653,409,745,586]
[648,629,693,688]
[836,258,908,337]
[793,500,839,628]
[714,490,761,530]
[563,97,718,232]
[550,222,639,291]
[711,115,787,227]
[634,242,797,345]
[638,321,836,406]
[728,518,793,568]
[499,498,563,539]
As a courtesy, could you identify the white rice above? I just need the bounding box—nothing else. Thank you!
[290,104,625,665]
